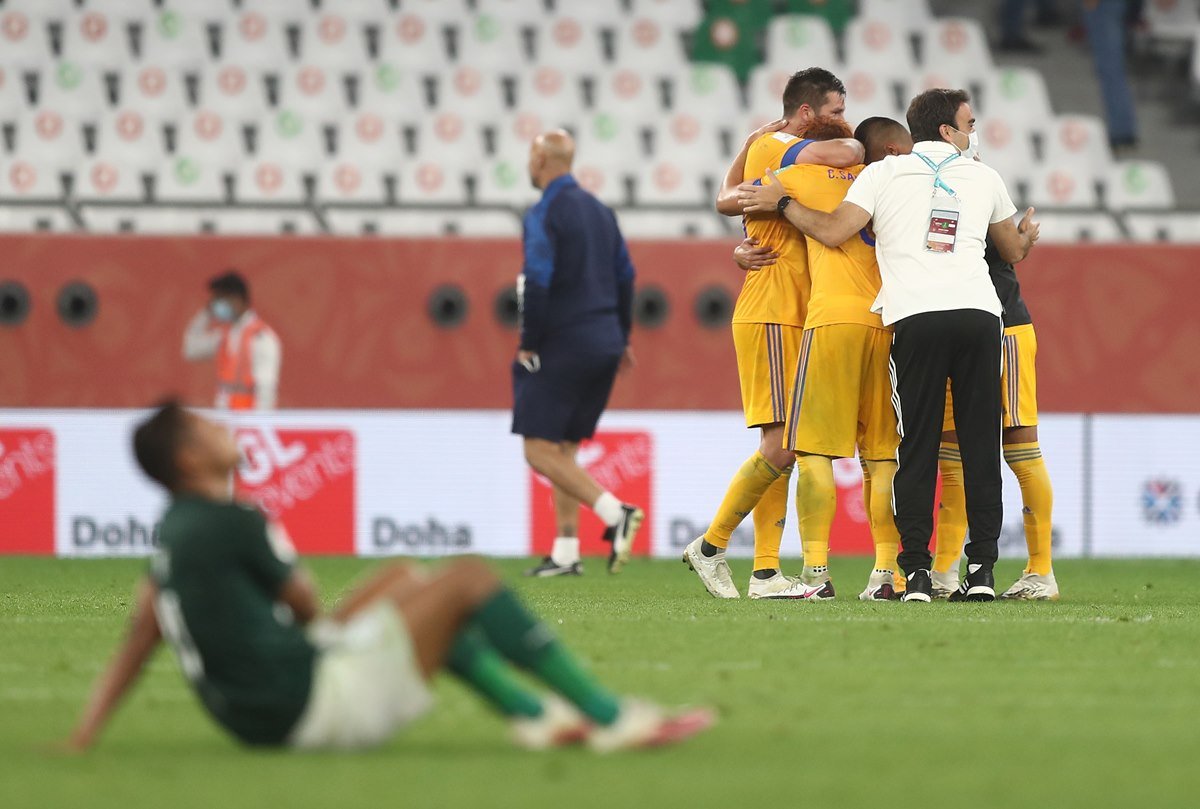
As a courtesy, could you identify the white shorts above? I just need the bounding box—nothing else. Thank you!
[287,601,435,750]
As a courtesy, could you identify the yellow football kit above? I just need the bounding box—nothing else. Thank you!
[943,323,1039,431]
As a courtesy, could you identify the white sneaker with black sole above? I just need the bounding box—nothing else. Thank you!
[682,537,739,598]
[524,557,583,577]
[603,503,643,573]
[931,570,959,600]
[901,569,933,602]
[1000,571,1059,601]
[948,566,996,602]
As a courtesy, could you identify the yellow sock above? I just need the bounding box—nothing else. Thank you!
[864,459,900,574]
[752,468,792,571]
[1004,442,1054,576]
[794,454,835,568]
[704,452,784,548]
[933,443,966,574]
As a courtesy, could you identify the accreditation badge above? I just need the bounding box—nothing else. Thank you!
[925,195,960,254]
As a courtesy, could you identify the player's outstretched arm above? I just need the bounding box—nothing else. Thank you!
[737,172,870,247]
[715,119,786,216]
[988,207,1040,264]
[794,138,865,169]
[64,578,162,752]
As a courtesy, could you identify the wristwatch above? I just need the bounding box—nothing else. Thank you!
[777,195,792,214]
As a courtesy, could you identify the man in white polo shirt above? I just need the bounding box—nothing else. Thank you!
[738,88,1039,603]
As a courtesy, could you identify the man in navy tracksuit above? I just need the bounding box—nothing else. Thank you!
[514,130,643,578]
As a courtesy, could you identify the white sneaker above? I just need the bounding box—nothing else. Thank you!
[682,538,739,599]
[587,699,715,753]
[931,570,959,600]
[858,570,900,601]
[1000,571,1060,601]
[511,695,590,750]
[747,571,804,599]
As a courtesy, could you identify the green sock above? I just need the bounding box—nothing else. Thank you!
[447,626,544,719]
[472,589,621,725]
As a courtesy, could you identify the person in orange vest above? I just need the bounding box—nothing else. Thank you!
[182,271,281,410]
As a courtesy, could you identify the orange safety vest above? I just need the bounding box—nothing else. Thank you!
[216,314,270,410]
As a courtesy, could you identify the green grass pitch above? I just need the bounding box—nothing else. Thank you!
[2,557,1199,808]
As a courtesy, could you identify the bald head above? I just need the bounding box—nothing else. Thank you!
[528,129,575,190]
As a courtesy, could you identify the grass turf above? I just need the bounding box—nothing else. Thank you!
[1,557,1199,809]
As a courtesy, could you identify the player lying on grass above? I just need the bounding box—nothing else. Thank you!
[63,402,712,753]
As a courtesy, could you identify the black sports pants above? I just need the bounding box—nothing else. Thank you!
[890,309,1003,575]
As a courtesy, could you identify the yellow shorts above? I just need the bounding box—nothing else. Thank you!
[732,322,803,428]
[784,323,899,460]
[945,323,1038,431]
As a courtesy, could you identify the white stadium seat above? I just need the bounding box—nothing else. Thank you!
[1027,165,1101,209]
[433,64,508,123]
[116,65,188,123]
[648,115,723,173]
[233,159,307,204]
[611,16,689,70]
[0,159,65,201]
[239,0,307,21]
[573,162,627,206]
[204,209,320,235]
[575,112,646,172]
[1104,161,1175,212]
[492,113,546,160]
[60,11,131,71]
[1124,213,1200,243]
[87,1,159,20]
[13,110,85,170]
[396,162,468,205]
[617,209,731,239]
[919,18,993,88]
[630,0,703,31]
[844,16,918,75]
[298,14,372,69]
[196,63,270,122]
[81,207,210,234]
[93,109,167,170]
[219,12,291,67]
[858,0,934,35]
[1029,211,1123,243]
[1042,115,1113,185]
[314,160,389,204]
[156,0,235,22]
[327,209,522,237]
[254,109,327,165]
[276,64,351,118]
[978,67,1054,136]
[536,18,608,71]
[456,14,525,69]
[592,68,662,120]
[332,112,404,166]
[72,158,145,203]
[0,66,30,115]
[174,109,246,169]
[975,116,1037,193]
[330,0,393,23]
[377,11,451,67]
[553,0,627,26]
[139,10,211,69]
[764,15,838,72]
[0,205,75,232]
[0,8,53,69]
[4,0,77,21]
[474,158,540,208]
[356,63,429,124]
[1144,0,1200,43]
[411,114,489,163]
[512,67,586,126]
[911,64,975,100]
[842,67,906,122]
[476,0,552,27]
[671,64,741,124]
[633,160,707,206]
[399,0,473,26]
[36,62,109,121]
[747,66,792,122]
[155,156,226,203]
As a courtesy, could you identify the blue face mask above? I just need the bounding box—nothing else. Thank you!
[210,299,236,322]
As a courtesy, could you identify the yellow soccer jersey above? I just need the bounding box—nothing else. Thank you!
[779,162,886,331]
[731,132,817,328]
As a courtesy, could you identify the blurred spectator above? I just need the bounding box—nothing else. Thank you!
[1081,0,1138,150]
[999,0,1062,51]
[182,271,282,411]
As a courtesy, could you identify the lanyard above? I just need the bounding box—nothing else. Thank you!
[916,152,958,197]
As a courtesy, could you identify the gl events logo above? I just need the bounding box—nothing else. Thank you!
[0,429,56,554]
[235,427,355,554]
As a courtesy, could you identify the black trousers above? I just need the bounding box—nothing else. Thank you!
[890,309,1003,575]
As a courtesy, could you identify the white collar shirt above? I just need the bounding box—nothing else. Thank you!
[842,141,1017,326]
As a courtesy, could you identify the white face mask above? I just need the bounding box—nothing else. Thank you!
[210,299,236,322]
[950,126,980,160]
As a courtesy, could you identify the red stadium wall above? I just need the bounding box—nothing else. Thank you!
[1,235,1198,413]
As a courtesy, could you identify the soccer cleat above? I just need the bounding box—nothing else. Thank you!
[931,570,960,600]
[524,557,583,578]
[858,570,900,601]
[749,572,830,600]
[948,566,996,602]
[587,699,715,753]
[681,538,740,598]
[511,696,591,751]
[604,504,643,574]
[1000,571,1060,601]
[901,569,933,602]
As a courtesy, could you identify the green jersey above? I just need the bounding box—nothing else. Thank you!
[150,495,315,746]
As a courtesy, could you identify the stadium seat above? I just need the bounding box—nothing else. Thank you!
[233,159,307,204]
[572,162,628,206]
[1042,114,1113,186]
[0,204,75,232]
[975,116,1037,196]
[0,159,65,201]
[80,206,209,234]
[218,12,291,67]
[575,112,646,172]
[592,68,663,120]
[115,65,188,123]
[396,161,468,205]
[1026,165,1101,209]
[332,112,404,165]
[72,158,145,203]
[13,110,86,170]
[616,209,731,239]
[1144,0,1200,44]
[92,109,167,170]
[559,0,629,26]
[377,11,452,67]
[763,15,838,72]
[0,8,54,69]
[490,112,543,161]
[139,10,211,69]
[155,156,227,203]
[1029,211,1123,243]
[1104,161,1175,212]
[456,14,526,69]
[398,0,473,25]
[36,62,109,121]
[610,16,688,70]
[633,160,707,206]
[355,63,429,123]
[918,18,992,89]
[87,1,160,20]
[433,64,508,123]
[474,158,540,208]
[174,109,247,169]
[276,64,352,118]
[204,208,321,235]
[670,64,742,124]
[747,66,791,122]
[4,0,77,21]
[536,17,608,71]
[155,0,236,21]
[629,0,703,31]
[196,63,271,122]
[911,64,975,99]
[0,66,30,115]
[857,0,933,33]
[1124,212,1200,243]
[841,67,906,122]
[512,67,586,126]
[297,13,372,69]
[314,160,389,204]
[326,0,393,23]
[977,67,1053,136]
[254,109,328,165]
[327,208,521,237]
[59,11,131,71]
[844,16,918,75]
[411,114,488,163]
[477,0,552,27]
[648,115,723,173]
[239,0,307,21]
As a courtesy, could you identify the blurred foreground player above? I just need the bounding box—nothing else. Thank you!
[514,130,642,577]
[64,404,711,753]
